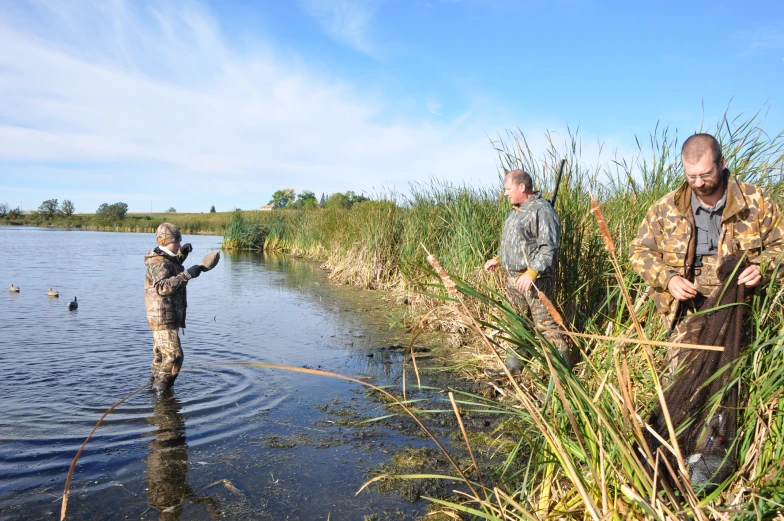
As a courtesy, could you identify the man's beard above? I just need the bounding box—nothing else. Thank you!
[693,178,724,197]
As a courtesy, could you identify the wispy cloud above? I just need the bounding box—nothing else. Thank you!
[297,0,385,56]
[0,1,498,211]
[0,1,639,213]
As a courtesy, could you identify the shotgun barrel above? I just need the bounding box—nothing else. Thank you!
[549,159,567,207]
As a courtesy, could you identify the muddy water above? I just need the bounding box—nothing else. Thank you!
[0,227,442,520]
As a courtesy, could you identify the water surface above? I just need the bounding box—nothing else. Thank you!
[0,227,435,520]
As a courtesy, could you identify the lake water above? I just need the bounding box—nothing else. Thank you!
[0,227,438,520]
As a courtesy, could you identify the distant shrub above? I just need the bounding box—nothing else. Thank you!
[96,202,128,220]
[61,199,75,217]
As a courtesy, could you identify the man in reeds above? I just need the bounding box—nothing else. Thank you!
[630,133,784,488]
[630,133,784,341]
[144,223,207,392]
[484,169,571,372]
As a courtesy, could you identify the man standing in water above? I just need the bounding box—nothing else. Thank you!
[484,169,571,372]
[145,223,208,392]
[630,133,784,365]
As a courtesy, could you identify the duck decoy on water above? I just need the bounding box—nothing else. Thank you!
[9,284,20,292]
[67,297,78,311]
[47,288,59,297]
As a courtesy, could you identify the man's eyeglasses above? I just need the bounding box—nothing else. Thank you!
[685,172,716,182]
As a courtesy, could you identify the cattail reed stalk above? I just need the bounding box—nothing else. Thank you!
[426,253,458,298]
[535,287,564,329]
[590,194,616,255]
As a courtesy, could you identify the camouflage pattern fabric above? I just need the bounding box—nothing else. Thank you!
[151,328,183,385]
[499,192,561,278]
[506,275,571,367]
[630,171,784,317]
[144,248,192,331]
[156,222,182,246]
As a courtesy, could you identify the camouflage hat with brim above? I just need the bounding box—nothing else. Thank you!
[156,223,182,246]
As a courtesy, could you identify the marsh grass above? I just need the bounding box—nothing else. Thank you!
[4,211,231,235]
[219,110,784,518]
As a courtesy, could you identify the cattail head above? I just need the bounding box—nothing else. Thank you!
[536,289,564,328]
[590,197,616,255]
[427,254,459,298]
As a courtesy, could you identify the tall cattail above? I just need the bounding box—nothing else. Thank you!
[427,254,458,298]
[536,288,564,329]
[590,196,615,255]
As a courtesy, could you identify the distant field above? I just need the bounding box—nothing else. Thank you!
[1,211,234,235]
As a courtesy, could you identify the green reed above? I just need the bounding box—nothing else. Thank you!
[221,111,784,518]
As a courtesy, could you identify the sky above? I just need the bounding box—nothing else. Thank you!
[1,0,783,213]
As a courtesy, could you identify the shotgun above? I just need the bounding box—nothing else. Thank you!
[549,159,567,207]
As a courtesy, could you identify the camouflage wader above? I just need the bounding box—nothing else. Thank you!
[145,225,194,389]
[505,275,572,369]
[151,329,184,387]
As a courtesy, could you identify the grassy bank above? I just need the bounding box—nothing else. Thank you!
[223,112,784,519]
[1,211,231,235]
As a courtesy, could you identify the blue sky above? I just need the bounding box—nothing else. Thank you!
[1,0,782,213]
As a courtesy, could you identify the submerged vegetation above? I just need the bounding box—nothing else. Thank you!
[223,111,784,519]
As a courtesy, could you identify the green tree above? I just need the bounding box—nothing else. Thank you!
[351,193,369,204]
[167,207,177,213]
[269,188,296,209]
[0,202,8,217]
[319,193,326,208]
[325,192,351,209]
[209,205,216,213]
[96,202,129,220]
[38,198,59,218]
[295,190,317,209]
[61,200,75,217]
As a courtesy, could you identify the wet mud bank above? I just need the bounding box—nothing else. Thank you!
[260,256,524,519]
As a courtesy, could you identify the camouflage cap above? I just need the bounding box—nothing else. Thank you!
[156,223,182,246]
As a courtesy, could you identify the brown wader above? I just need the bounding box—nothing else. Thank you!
[505,275,572,370]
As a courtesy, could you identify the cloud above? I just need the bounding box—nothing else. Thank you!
[0,1,640,213]
[297,0,385,56]
[0,1,502,211]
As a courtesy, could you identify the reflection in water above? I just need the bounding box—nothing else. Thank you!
[146,393,217,520]
[0,229,430,519]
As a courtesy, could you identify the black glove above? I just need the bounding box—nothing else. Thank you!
[186,265,204,279]
[179,243,193,262]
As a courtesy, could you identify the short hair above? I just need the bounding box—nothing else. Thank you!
[506,169,533,190]
[682,133,722,166]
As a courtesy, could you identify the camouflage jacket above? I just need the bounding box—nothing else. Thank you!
[144,248,193,330]
[630,171,784,315]
[499,192,560,278]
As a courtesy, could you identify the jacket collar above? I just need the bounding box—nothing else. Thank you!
[511,191,542,211]
[672,169,746,221]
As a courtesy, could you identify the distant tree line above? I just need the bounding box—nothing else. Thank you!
[96,202,129,220]
[268,189,369,210]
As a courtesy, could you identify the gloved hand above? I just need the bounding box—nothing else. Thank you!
[179,243,193,262]
[186,265,204,279]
